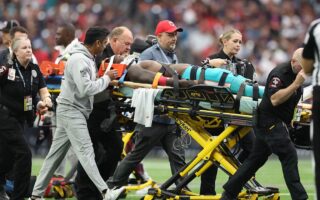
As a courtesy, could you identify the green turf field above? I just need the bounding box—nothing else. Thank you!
[32,154,315,200]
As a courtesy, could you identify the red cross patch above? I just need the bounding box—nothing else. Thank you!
[269,77,282,88]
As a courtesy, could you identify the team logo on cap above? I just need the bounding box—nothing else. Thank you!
[168,21,175,27]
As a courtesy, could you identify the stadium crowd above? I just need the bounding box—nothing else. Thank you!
[0,0,319,83]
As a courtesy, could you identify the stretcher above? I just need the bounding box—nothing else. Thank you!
[110,81,307,200]
[39,59,312,199]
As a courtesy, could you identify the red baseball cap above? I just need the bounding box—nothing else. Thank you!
[154,20,183,36]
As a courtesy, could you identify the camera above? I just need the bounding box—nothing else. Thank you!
[146,35,157,46]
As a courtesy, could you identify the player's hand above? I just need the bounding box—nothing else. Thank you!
[106,69,118,80]
[209,58,228,67]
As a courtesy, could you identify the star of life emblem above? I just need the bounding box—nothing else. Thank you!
[270,77,281,88]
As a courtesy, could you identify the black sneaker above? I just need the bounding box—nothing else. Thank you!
[220,191,237,200]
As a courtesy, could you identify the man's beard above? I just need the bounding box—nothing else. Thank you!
[168,44,176,52]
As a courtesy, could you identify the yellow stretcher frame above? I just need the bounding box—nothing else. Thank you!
[110,83,280,200]
[140,106,279,200]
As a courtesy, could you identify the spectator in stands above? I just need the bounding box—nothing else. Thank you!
[0,20,19,47]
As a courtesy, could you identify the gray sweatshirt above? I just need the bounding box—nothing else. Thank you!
[56,42,111,119]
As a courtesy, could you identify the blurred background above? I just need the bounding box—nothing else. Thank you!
[0,0,319,83]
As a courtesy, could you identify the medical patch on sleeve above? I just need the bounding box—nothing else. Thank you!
[80,70,87,77]
[269,77,282,88]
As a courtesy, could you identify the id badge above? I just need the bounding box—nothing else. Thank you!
[8,68,16,81]
[24,96,32,111]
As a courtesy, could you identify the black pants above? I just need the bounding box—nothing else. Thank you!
[75,104,123,200]
[313,86,320,198]
[107,123,186,188]
[223,122,308,200]
[0,110,32,200]
[200,129,255,195]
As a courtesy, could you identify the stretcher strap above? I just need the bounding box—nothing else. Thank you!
[190,65,198,80]
[152,72,163,88]
[99,58,107,72]
[234,82,247,113]
[159,65,166,74]
[118,58,136,84]
[99,55,115,73]
[253,82,259,101]
[218,72,228,86]
[161,63,179,96]
[198,67,206,84]
[118,69,128,84]
[106,55,115,72]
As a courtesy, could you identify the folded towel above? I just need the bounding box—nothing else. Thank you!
[131,88,160,127]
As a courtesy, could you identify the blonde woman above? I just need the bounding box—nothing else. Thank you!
[208,29,255,80]
[0,37,51,200]
[201,29,256,195]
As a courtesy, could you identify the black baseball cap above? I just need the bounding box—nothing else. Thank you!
[0,20,20,32]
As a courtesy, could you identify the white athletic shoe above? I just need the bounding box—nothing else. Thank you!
[135,185,151,196]
[0,190,9,200]
[103,186,125,200]
[27,197,45,200]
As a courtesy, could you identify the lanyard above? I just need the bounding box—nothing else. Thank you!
[14,62,33,92]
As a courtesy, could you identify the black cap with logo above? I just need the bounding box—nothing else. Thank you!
[0,20,20,32]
